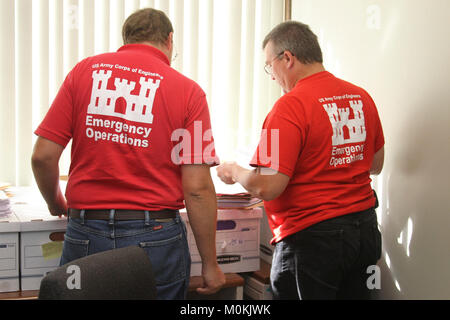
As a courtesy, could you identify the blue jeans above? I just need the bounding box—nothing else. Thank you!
[271,208,382,300]
[60,212,191,300]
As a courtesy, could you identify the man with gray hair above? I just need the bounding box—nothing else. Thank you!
[32,8,225,299]
[217,21,384,300]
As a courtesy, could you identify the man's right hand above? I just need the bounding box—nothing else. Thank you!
[196,263,226,295]
[181,164,225,294]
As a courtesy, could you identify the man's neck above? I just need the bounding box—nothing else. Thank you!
[138,41,171,61]
[296,63,326,81]
[285,63,325,92]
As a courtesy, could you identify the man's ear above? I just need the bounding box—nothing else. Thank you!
[285,51,296,69]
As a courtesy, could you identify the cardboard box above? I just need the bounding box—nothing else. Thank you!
[13,202,67,291]
[243,274,273,300]
[259,209,274,265]
[242,259,272,300]
[0,213,21,293]
[181,207,263,276]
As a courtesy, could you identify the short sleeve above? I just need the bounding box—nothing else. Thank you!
[34,71,75,147]
[372,106,385,152]
[250,112,304,178]
[364,90,385,152]
[175,85,219,166]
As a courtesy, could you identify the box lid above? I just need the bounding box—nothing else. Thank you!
[9,187,67,232]
[0,212,21,233]
[181,207,263,222]
[13,204,67,232]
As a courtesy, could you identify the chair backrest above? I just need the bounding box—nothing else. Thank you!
[38,246,156,300]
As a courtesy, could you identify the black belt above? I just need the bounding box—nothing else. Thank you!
[68,208,177,221]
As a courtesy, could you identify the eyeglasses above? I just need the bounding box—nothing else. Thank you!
[264,51,284,75]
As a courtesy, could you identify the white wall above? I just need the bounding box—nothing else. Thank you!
[292,0,450,299]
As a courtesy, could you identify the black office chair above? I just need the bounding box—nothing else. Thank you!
[38,246,156,300]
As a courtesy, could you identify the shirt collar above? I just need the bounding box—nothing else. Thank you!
[117,43,170,66]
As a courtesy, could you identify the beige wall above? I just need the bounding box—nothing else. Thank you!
[292,0,450,299]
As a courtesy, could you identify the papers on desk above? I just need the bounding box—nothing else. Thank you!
[8,186,56,222]
[217,193,263,209]
[0,182,11,191]
[0,191,12,218]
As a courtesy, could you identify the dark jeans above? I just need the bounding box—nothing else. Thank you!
[270,208,382,300]
[60,213,191,300]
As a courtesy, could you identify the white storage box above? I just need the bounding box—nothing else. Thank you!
[259,209,274,265]
[0,213,21,293]
[181,207,263,276]
[12,191,67,291]
[243,274,273,300]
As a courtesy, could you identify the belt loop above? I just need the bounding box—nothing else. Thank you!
[109,209,115,226]
[144,211,150,226]
[80,209,85,225]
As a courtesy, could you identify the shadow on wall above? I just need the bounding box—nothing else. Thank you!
[376,99,450,300]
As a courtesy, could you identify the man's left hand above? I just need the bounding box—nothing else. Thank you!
[216,162,237,184]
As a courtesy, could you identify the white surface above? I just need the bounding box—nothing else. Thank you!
[0,278,19,293]
[20,230,64,291]
[0,212,21,293]
[181,207,263,276]
[9,186,67,232]
[292,0,450,299]
[5,186,67,291]
[0,232,20,293]
[0,212,21,233]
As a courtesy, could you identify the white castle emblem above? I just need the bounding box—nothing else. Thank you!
[87,70,160,124]
[322,100,366,145]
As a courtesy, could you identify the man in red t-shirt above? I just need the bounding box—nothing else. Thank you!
[32,8,225,299]
[217,21,384,300]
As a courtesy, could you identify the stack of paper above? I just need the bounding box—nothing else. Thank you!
[0,182,10,196]
[217,193,263,209]
[0,182,10,190]
[0,190,12,217]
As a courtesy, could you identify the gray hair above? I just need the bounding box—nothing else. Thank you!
[263,21,323,64]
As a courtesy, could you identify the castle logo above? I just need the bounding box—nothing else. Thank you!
[322,100,366,146]
[87,70,160,124]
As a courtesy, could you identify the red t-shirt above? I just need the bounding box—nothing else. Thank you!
[35,44,218,210]
[251,71,384,244]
